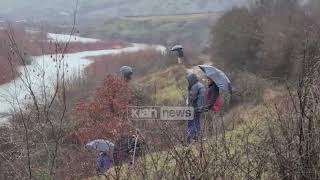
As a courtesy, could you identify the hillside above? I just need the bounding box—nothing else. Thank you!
[87,61,283,180]
[80,12,222,51]
[78,0,246,17]
[0,0,246,22]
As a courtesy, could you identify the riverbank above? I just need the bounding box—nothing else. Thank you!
[0,33,166,125]
[0,28,129,85]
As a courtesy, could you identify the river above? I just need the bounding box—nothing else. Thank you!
[0,33,166,125]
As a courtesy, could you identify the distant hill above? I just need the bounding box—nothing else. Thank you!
[79,12,223,52]
[0,0,247,22]
[79,0,246,17]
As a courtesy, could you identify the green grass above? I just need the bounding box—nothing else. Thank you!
[136,65,188,105]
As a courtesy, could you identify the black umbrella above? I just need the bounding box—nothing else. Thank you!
[199,65,232,94]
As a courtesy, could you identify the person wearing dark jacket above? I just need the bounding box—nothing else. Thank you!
[186,73,206,144]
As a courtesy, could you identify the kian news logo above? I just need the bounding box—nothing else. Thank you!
[128,106,194,121]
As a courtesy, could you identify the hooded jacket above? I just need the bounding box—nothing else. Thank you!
[187,73,206,113]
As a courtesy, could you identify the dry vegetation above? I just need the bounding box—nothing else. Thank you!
[0,26,33,84]
[2,0,320,179]
[85,49,171,82]
[0,25,128,86]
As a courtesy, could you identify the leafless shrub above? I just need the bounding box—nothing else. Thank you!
[265,21,320,180]
[0,1,80,179]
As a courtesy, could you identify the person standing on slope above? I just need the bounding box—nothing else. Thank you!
[186,73,206,144]
[206,79,221,112]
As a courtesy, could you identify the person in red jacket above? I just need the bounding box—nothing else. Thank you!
[204,79,223,137]
[206,79,221,112]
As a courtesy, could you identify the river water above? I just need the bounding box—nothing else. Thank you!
[0,33,166,125]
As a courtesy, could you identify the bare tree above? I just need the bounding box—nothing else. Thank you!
[0,1,79,179]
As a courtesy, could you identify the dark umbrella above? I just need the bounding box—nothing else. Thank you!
[120,66,133,80]
[170,44,184,58]
[199,65,232,94]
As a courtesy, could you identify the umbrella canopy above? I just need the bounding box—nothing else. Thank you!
[120,66,133,76]
[170,44,184,58]
[86,139,115,153]
[170,45,183,51]
[198,65,232,93]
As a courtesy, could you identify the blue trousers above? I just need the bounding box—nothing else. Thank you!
[187,113,202,144]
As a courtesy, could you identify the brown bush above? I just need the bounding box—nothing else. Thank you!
[71,75,133,145]
[210,0,320,80]
[232,71,269,105]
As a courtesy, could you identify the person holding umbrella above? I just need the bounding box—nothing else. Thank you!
[170,44,192,68]
[85,139,115,175]
[198,65,232,105]
[199,65,232,135]
[206,78,221,112]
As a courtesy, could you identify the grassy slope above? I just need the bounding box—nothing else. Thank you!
[136,65,188,105]
[87,63,283,179]
[92,106,275,180]
[88,106,276,179]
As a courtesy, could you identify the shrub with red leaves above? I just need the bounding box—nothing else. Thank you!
[71,75,133,144]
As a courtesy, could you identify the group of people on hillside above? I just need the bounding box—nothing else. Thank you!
[118,57,222,143]
[186,72,221,143]
[86,45,228,175]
